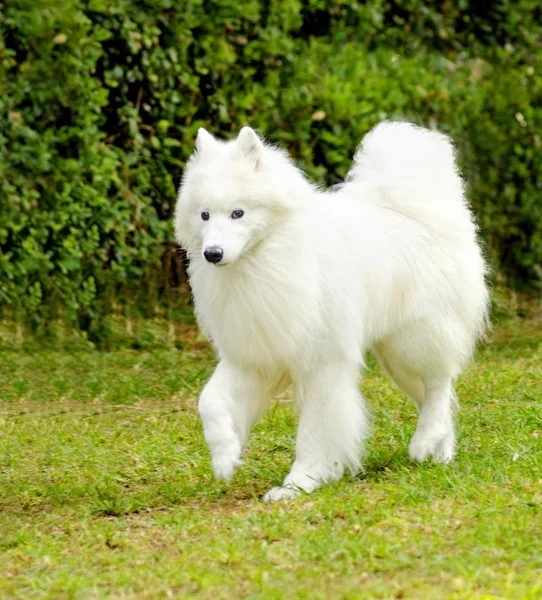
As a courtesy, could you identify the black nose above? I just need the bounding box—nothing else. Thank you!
[204,246,224,264]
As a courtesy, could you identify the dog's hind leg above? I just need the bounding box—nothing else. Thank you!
[373,344,425,407]
[374,337,457,464]
[263,361,368,502]
[408,375,457,464]
[199,360,272,482]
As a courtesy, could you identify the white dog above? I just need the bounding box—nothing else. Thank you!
[175,122,488,501]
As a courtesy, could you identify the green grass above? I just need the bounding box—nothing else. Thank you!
[0,316,541,599]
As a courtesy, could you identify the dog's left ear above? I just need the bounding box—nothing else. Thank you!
[237,127,264,169]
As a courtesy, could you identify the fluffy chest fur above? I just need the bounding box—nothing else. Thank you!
[188,251,322,370]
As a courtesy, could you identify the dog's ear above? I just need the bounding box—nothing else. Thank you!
[195,128,216,153]
[237,127,264,169]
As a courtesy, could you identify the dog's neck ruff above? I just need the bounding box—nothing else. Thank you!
[188,230,322,372]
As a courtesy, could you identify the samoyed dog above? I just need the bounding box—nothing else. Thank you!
[175,122,488,501]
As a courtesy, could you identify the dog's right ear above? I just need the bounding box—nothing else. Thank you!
[195,128,215,153]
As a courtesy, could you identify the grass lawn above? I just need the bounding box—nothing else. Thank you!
[0,315,540,599]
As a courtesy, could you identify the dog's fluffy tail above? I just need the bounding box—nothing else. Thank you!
[348,121,472,234]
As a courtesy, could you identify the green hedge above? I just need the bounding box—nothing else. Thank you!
[1,0,540,329]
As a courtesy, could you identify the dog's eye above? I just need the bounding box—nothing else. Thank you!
[231,209,244,219]
[201,212,210,221]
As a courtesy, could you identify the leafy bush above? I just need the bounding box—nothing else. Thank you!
[0,0,540,331]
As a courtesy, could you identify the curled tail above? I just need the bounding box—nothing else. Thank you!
[348,121,472,234]
[351,121,489,350]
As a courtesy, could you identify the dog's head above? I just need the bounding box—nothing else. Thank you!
[175,127,293,266]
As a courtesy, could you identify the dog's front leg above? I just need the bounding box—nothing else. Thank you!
[199,360,266,482]
[263,361,368,502]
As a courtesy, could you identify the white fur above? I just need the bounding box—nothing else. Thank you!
[175,122,489,501]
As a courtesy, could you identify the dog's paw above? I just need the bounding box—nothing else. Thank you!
[262,485,301,503]
[432,435,456,464]
[408,434,432,463]
[212,455,243,482]
[409,430,455,464]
